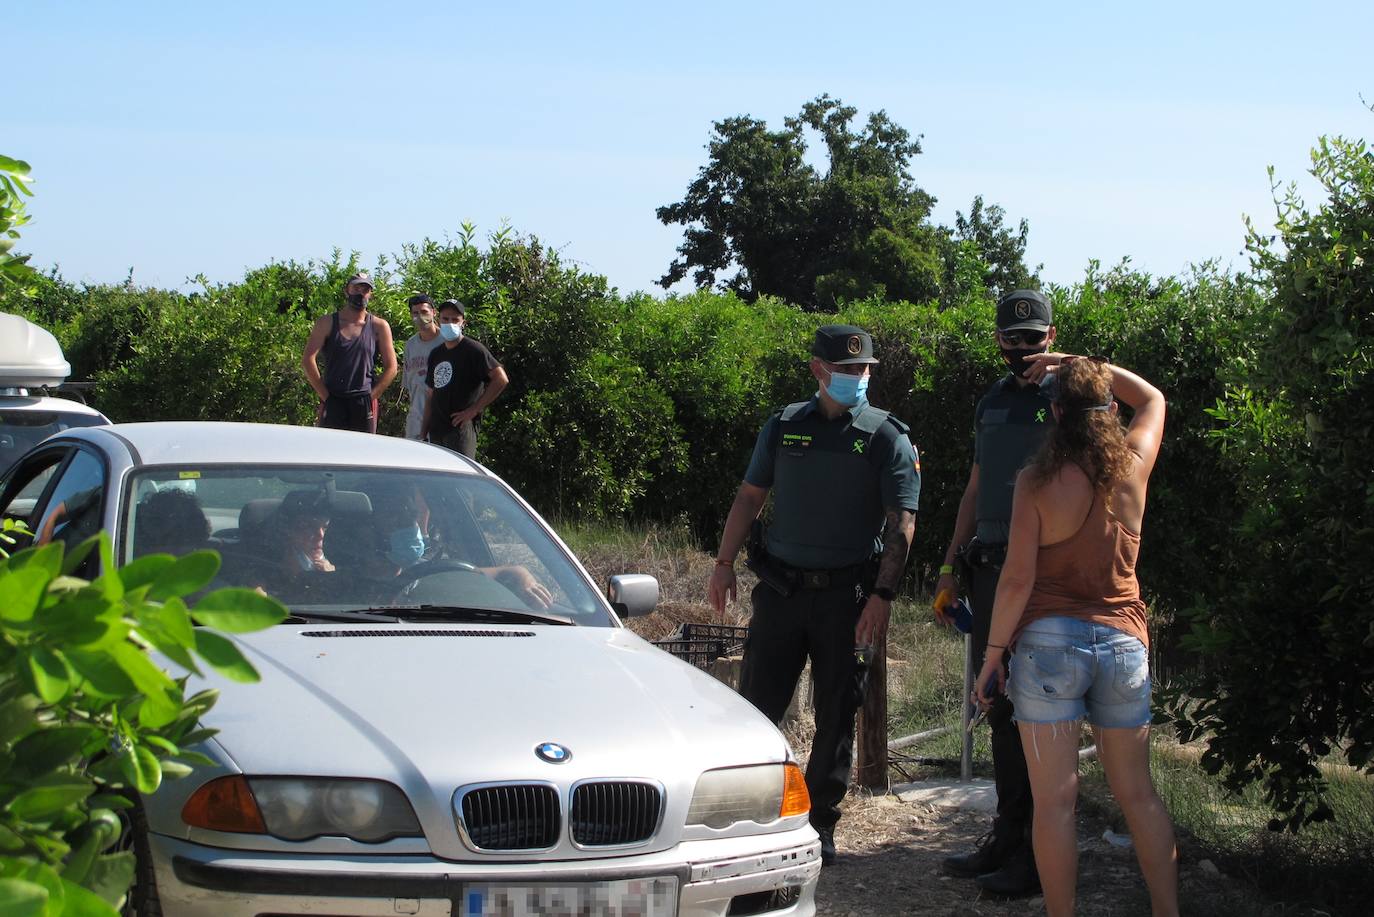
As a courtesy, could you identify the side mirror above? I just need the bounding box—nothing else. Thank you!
[607,574,659,618]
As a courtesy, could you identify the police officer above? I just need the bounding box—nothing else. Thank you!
[708,325,920,867]
[935,289,1057,896]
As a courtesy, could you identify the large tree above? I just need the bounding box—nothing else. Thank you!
[657,96,944,310]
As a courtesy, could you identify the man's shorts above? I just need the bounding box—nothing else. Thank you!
[320,393,377,434]
[1008,615,1152,729]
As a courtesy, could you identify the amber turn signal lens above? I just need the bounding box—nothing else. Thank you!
[182,775,267,834]
[779,763,810,818]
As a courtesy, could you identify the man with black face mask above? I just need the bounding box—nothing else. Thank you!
[933,289,1056,897]
[301,272,398,433]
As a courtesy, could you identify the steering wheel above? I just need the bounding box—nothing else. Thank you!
[392,559,480,600]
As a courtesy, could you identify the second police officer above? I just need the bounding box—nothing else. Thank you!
[935,289,1058,896]
[708,324,921,867]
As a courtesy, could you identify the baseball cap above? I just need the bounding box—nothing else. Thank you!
[996,290,1052,332]
[346,272,374,291]
[438,299,466,317]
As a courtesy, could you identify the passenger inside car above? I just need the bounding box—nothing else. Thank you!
[133,488,211,557]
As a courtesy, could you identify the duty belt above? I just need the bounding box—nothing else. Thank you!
[778,561,867,590]
[964,540,1007,569]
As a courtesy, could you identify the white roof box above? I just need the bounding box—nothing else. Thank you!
[0,312,73,387]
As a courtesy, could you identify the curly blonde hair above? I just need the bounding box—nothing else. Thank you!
[1026,359,1134,498]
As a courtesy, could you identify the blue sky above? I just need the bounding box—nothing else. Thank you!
[11,1,1372,296]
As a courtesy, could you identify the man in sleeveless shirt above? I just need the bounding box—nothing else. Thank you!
[301,272,398,434]
[708,325,921,866]
[934,289,1057,896]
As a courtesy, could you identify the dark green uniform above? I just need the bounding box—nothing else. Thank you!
[740,394,920,830]
[967,373,1055,859]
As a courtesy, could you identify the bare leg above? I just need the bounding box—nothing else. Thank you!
[1018,720,1082,917]
[1095,725,1179,917]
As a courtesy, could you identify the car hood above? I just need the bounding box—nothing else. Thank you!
[198,623,785,782]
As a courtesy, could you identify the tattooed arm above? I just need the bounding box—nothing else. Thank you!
[855,507,916,646]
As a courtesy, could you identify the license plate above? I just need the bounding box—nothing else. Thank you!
[459,876,678,917]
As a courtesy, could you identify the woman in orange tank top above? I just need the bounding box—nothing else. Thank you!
[974,356,1176,917]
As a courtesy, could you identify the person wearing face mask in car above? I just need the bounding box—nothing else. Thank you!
[301,272,398,433]
[421,299,508,459]
[933,289,1058,898]
[401,294,444,441]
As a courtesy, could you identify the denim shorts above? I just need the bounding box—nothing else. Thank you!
[1008,616,1152,728]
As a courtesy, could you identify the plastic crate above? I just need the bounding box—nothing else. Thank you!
[651,637,735,670]
[679,622,749,649]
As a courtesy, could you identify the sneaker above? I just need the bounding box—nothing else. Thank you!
[974,844,1040,897]
[942,830,1016,878]
[815,826,836,866]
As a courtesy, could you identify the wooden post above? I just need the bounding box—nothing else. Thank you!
[855,629,888,790]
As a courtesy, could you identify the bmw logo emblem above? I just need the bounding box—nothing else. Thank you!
[535,742,572,764]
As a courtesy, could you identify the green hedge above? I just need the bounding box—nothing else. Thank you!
[4,237,1266,627]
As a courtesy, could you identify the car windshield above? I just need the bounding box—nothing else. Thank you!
[0,408,107,475]
[120,466,614,627]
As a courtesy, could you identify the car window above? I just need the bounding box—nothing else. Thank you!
[32,450,106,573]
[0,450,68,551]
[0,408,106,476]
[122,466,614,626]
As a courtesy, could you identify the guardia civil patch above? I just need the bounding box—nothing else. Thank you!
[781,433,812,448]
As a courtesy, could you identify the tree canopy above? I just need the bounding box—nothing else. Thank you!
[656,95,947,310]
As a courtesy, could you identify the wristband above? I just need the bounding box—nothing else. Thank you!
[871,586,897,602]
[986,643,1007,650]
[939,564,954,576]
[714,558,734,567]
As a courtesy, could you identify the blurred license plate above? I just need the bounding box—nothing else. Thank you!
[460,876,677,916]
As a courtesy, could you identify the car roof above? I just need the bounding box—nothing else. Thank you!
[66,422,484,473]
[0,395,108,419]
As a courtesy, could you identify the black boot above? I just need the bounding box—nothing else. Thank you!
[942,828,1017,878]
[815,826,836,867]
[975,843,1040,897]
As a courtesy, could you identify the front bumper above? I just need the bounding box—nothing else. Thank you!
[149,826,821,917]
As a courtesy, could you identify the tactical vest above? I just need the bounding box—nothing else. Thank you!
[766,400,909,569]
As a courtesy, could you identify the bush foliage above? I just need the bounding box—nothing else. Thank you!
[0,533,285,915]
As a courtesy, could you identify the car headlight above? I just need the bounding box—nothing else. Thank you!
[182,775,422,843]
[685,763,809,829]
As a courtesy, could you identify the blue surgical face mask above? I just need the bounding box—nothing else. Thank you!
[439,321,463,342]
[387,525,426,568]
[823,369,869,406]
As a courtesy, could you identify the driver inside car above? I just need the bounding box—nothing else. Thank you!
[366,493,556,611]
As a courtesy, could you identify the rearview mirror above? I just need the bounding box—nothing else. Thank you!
[606,574,659,619]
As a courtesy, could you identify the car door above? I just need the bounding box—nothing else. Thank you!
[0,444,108,577]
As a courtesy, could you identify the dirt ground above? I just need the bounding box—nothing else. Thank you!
[810,792,1292,917]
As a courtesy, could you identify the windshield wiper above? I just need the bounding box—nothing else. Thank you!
[358,605,575,626]
[287,609,402,624]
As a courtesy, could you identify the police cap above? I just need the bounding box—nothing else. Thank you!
[996,289,1052,332]
[811,324,879,365]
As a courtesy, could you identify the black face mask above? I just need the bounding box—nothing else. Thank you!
[1001,346,1048,379]
[346,293,367,310]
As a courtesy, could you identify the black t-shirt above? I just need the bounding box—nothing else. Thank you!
[425,337,500,433]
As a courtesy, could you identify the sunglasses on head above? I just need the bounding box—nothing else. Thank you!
[997,329,1047,347]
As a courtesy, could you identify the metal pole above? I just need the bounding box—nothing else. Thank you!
[960,632,974,781]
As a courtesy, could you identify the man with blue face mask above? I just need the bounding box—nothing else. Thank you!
[707,324,921,867]
[421,299,509,459]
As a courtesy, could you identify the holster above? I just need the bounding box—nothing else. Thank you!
[745,519,796,598]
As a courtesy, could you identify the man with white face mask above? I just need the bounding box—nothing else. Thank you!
[401,294,444,441]
[707,324,921,867]
[421,299,509,459]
